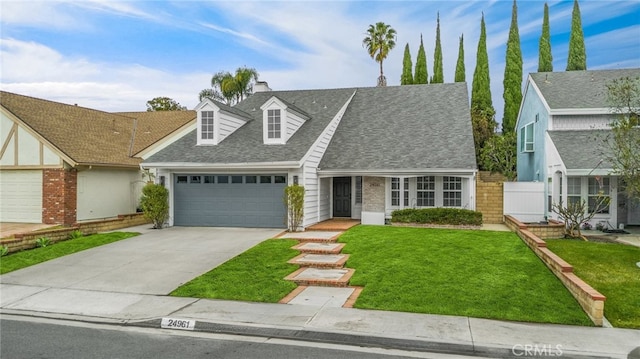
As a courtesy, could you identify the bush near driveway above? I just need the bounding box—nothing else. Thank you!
[339,226,592,326]
[546,239,640,329]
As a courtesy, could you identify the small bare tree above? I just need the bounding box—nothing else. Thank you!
[284,185,304,232]
[552,195,609,239]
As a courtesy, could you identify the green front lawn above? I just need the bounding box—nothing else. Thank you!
[0,232,139,274]
[340,226,592,325]
[546,239,640,329]
[171,239,299,302]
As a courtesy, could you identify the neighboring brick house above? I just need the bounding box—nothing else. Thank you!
[0,91,194,224]
[515,68,640,228]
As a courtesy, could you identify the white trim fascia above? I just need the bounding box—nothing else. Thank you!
[566,169,615,176]
[136,121,196,159]
[317,168,477,178]
[529,77,552,115]
[299,90,357,165]
[515,75,535,130]
[549,108,609,116]
[141,161,300,170]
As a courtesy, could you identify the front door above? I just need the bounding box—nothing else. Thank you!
[333,177,351,217]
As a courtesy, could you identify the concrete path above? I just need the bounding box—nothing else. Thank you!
[0,226,282,295]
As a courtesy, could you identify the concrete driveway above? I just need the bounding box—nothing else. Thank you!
[0,226,283,295]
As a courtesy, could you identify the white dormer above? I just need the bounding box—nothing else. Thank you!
[260,96,309,145]
[195,99,251,145]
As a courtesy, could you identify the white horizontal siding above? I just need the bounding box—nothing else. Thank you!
[552,114,613,130]
[285,112,306,140]
[218,113,247,143]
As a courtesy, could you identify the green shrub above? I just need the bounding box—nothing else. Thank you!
[284,184,304,231]
[0,245,8,257]
[68,230,84,239]
[140,183,169,229]
[35,237,51,248]
[391,208,482,226]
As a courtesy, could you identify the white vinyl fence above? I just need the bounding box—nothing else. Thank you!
[503,182,545,223]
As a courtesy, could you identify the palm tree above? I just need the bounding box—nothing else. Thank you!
[363,22,397,87]
[201,67,259,105]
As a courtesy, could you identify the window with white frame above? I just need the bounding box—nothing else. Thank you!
[201,111,214,140]
[567,177,581,206]
[588,177,610,214]
[443,176,462,207]
[403,178,410,206]
[391,178,400,206]
[267,109,281,139]
[355,176,363,204]
[520,121,534,152]
[416,176,435,207]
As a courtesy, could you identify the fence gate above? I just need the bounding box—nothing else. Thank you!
[503,182,545,223]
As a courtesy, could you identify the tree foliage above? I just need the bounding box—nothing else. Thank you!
[284,185,305,232]
[566,0,587,71]
[454,34,465,83]
[140,183,169,229]
[537,2,553,72]
[431,13,444,84]
[552,197,608,239]
[363,22,397,87]
[479,132,517,181]
[502,0,523,134]
[146,97,187,112]
[199,66,259,105]
[414,34,428,84]
[400,43,414,85]
[471,14,496,165]
[603,76,640,199]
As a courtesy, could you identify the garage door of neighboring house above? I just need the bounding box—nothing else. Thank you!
[0,170,43,223]
[173,174,287,228]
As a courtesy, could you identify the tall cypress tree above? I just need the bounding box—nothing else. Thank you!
[471,14,496,164]
[455,34,465,82]
[471,14,493,112]
[401,43,414,85]
[431,13,444,83]
[502,0,523,134]
[538,2,553,72]
[566,0,587,71]
[414,34,428,84]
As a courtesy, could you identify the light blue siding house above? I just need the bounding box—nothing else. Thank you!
[516,69,640,228]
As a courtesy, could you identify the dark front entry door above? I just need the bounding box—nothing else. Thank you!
[333,177,351,217]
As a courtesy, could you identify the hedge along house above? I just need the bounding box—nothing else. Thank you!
[0,91,195,225]
[515,68,640,229]
[141,83,478,229]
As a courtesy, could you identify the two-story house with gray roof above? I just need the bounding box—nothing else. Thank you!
[516,68,640,229]
[141,82,478,229]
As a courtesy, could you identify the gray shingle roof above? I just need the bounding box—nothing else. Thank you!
[146,88,356,164]
[145,84,477,171]
[530,68,640,109]
[320,83,476,170]
[548,130,614,170]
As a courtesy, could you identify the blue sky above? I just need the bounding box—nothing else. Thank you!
[1,0,639,124]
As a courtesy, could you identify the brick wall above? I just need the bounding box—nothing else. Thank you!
[504,215,605,326]
[476,171,505,224]
[1,213,150,253]
[363,176,385,212]
[42,168,77,225]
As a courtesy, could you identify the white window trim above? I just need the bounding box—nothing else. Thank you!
[520,121,535,153]
[261,99,287,145]
[387,176,467,210]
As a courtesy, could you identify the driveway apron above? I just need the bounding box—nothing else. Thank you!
[0,227,282,295]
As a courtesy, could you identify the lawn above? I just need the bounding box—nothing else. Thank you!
[339,226,592,325]
[0,232,139,274]
[171,238,299,302]
[546,239,640,329]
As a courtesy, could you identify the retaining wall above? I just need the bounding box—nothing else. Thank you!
[504,215,606,326]
[1,213,150,253]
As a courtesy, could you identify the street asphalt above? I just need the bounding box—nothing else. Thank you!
[0,224,638,358]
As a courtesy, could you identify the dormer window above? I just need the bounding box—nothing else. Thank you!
[201,111,214,140]
[267,109,281,139]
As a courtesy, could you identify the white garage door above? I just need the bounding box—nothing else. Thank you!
[0,170,42,223]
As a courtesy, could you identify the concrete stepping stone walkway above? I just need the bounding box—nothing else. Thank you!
[279,229,361,307]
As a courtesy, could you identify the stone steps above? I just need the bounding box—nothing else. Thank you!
[288,253,349,268]
[284,267,354,287]
[292,242,345,254]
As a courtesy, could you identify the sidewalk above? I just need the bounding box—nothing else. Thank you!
[1,287,638,358]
